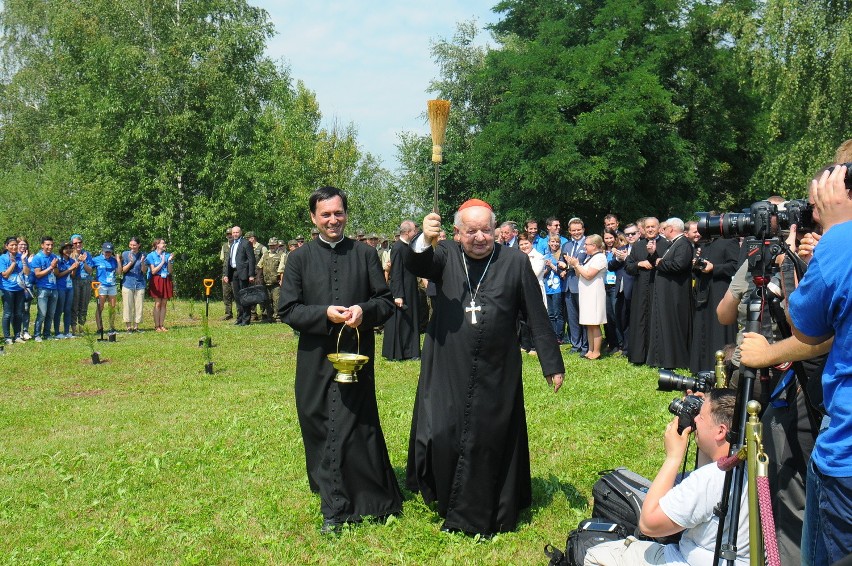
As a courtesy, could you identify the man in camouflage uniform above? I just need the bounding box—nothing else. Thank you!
[258,237,284,323]
[245,231,267,321]
[219,227,235,320]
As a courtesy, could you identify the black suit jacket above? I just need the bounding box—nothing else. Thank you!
[223,238,256,280]
[608,245,635,300]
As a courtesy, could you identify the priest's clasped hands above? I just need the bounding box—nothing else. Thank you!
[326,305,364,328]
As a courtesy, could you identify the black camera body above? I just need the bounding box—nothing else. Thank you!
[669,395,704,434]
[697,198,816,240]
[658,369,715,393]
[693,256,708,273]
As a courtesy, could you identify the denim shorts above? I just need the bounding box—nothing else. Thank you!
[98,285,117,297]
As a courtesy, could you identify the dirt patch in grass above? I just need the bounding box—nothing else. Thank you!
[64,388,106,398]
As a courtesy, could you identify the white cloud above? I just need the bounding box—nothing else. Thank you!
[256,0,498,168]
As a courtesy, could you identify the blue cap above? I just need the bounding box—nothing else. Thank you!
[71,234,83,242]
[102,242,114,252]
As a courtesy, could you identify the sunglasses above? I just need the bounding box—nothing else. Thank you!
[624,231,638,236]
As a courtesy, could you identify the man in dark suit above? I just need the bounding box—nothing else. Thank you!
[500,221,519,248]
[223,225,256,326]
[608,223,639,355]
[562,217,588,354]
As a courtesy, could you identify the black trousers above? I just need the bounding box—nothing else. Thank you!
[231,277,251,324]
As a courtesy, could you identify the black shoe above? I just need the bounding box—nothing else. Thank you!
[221,314,233,321]
[320,519,343,535]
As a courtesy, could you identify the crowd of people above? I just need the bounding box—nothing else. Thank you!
[1,234,175,344]
[270,145,849,565]
[393,213,737,372]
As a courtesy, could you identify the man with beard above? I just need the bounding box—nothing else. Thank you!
[404,199,564,536]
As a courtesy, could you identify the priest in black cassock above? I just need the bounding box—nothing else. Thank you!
[624,217,666,364]
[404,199,565,536]
[689,236,740,373]
[382,219,421,360]
[279,186,402,534]
[646,218,694,369]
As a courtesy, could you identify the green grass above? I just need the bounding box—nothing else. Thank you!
[1,300,675,565]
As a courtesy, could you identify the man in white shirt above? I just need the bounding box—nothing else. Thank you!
[585,388,750,566]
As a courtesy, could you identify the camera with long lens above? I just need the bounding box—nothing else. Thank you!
[658,369,715,393]
[669,395,704,434]
[698,162,852,240]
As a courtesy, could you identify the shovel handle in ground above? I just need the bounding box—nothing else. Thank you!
[203,278,215,317]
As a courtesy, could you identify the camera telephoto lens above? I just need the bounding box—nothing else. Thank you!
[658,370,714,393]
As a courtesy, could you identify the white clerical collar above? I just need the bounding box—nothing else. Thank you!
[319,235,345,248]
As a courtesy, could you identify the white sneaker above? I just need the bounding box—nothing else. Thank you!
[22,332,31,341]
[14,337,24,344]
[4,338,11,345]
[34,336,43,342]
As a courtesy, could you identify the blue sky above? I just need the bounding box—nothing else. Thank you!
[254,1,500,170]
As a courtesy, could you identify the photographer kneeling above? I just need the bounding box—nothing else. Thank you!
[585,388,749,566]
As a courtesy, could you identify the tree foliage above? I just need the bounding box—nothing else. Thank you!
[405,0,849,227]
[0,0,388,294]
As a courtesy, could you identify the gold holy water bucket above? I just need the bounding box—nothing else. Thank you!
[327,326,369,383]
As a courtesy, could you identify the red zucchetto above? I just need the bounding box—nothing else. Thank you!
[457,198,492,211]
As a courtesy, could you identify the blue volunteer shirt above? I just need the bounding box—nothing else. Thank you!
[30,250,59,290]
[0,253,24,292]
[56,257,76,290]
[73,249,95,280]
[121,251,147,290]
[146,251,172,278]
[788,220,852,476]
[92,254,119,287]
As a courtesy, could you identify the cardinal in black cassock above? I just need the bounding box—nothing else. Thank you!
[279,186,401,532]
[382,220,421,360]
[689,237,740,373]
[404,199,565,536]
[624,218,665,364]
[646,221,694,369]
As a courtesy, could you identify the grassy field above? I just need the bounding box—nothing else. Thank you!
[0,299,678,565]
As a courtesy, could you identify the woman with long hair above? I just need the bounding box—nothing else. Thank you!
[0,237,30,344]
[568,234,608,359]
[542,234,567,344]
[16,238,34,340]
[121,237,148,332]
[147,238,174,332]
[603,230,627,353]
[53,242,78,338]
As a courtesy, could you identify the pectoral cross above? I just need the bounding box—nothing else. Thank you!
[465,298,482,324]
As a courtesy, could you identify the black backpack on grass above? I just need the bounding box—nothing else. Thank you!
[544,519,628,566]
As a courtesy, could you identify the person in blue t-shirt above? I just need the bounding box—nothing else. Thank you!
[146,238,174,332]
[53,242,79,338]
[92,242,122,334]
[30,236,60,341]
[120,237,148,332]
[0,237,30,344]
[69,234,95,335]
[17,238,35,340]
[788,163,852,565]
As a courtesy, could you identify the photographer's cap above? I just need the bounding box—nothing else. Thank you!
[102,242,114,252]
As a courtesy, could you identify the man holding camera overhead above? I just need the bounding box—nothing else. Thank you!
[585,388,749,566]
